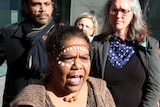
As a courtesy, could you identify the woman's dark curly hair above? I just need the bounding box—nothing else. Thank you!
[46,25,91,58]
[41,25,91,84]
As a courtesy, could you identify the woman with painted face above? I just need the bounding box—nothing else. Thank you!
[10,25,115,107]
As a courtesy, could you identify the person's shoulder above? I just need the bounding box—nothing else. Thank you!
[17,84,46,102]
[92,32,111,45]
[1,22,21,31]
[22,84,45,92]
[147,36,159,47]
[88,76,105,81]
[92,32,110,49]
[148,36,159,42]
[93,33,107,41]
[87,76,106,87]
[87,77,116,107]
[10,84,46,107]
[16,84,46,98]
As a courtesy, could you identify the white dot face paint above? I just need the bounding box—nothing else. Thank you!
[57,45,90,67]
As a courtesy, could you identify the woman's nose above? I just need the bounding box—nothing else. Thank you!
[117,11,123,17]
[73,58,83,70]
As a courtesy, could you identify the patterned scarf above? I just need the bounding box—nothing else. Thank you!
[23,18,55,72]
[108,33,135,68]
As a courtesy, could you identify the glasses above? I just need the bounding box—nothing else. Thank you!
[110,9,132,16]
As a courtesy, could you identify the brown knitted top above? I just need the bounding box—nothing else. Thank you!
[10,76,115,107]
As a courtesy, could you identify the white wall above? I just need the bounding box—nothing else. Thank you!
[0,62,7,106]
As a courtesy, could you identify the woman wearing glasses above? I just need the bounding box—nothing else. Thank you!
[90,0,160,107]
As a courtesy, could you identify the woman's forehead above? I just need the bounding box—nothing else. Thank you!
[61,44,89,54]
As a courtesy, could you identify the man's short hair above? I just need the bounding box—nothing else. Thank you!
[20,0,54,18]
[21,0,54,5]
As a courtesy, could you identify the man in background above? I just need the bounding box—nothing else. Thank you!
[0,0,55,106]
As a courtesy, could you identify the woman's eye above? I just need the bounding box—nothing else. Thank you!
[122,10,129,14]
[64,57,73,60]
[80,56,90,61]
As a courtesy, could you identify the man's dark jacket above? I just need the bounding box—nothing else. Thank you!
[0,22,48,107]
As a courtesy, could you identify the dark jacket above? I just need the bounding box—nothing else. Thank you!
[90,33,160,107]
[0,22,46,107]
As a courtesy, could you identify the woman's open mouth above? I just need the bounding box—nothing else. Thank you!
[67,75,83,86]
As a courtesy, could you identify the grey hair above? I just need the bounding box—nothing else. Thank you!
[101,0,148,42]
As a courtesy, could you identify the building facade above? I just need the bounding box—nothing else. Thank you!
[0,0,20,27]
[0,0,159,40]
